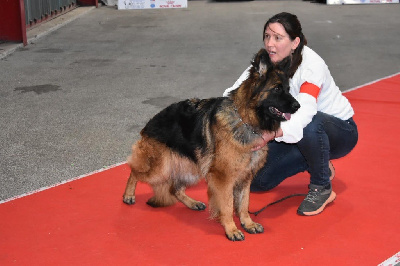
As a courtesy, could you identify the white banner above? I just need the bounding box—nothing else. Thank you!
[118,0,187,9]
[327,0,398,4]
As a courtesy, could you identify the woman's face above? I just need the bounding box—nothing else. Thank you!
[264,22,300,64]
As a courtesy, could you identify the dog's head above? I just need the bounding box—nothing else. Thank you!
[248,49,300,131]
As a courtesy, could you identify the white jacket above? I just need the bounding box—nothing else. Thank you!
[223,46,354,143]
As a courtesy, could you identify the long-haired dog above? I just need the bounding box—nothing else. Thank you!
[122,49,300,241]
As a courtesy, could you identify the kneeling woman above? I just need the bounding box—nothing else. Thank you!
[223,12,358,216]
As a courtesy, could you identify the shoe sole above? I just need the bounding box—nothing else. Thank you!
[298,190,337,216]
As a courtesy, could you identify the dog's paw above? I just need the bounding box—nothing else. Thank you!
[241,222,264,234]
[123,195,136,205]
[191,201,206,211]
[226,229,245,241]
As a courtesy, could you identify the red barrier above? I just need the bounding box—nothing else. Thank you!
[78,0,99,7]
[0,0,27,45]
[0,0,98,46]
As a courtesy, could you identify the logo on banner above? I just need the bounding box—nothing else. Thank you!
[118,0,187,9]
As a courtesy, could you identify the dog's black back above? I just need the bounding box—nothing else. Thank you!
[141,97,224,162]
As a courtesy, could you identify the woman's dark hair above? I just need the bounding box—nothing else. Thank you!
[263,12,307,78]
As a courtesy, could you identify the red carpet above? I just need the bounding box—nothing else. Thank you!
[1,74,400,265]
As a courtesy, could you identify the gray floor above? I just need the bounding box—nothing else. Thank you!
[1,1,399,201]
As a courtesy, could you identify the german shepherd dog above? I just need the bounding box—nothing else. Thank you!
[123,49,300,241]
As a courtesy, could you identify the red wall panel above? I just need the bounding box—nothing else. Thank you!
[0,0,27,45]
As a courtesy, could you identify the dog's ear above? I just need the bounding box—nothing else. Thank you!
[251,49,272,77]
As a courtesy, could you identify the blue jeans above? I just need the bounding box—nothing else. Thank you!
[250,112,358,191]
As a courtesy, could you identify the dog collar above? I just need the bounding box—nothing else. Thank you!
[232,104,275,151]
[232,105,262,137]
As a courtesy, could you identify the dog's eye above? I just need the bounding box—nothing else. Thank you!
[273,87,281,93]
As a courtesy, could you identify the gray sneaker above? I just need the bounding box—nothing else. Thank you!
[297,184,336,216]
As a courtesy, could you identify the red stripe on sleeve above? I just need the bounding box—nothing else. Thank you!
[300,82,320,99]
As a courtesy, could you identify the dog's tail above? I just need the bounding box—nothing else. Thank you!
[146,183,177,207]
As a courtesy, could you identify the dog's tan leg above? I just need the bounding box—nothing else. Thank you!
[173,187,206,211]
[208,178,245,241]
[123,170,138,205]
[236,183,264,235]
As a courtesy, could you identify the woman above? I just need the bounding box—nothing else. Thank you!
[223,12,358,216]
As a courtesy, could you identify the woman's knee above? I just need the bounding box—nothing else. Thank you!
[302,112,327,135]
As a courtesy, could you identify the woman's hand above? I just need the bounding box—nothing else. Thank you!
[274,128,283,138]
[251,128,283,151]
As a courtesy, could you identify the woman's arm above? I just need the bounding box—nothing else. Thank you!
[275,82,320,143]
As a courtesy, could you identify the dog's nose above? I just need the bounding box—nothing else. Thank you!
[292,101,300,110]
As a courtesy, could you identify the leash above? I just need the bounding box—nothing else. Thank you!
[249,193,307,216]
